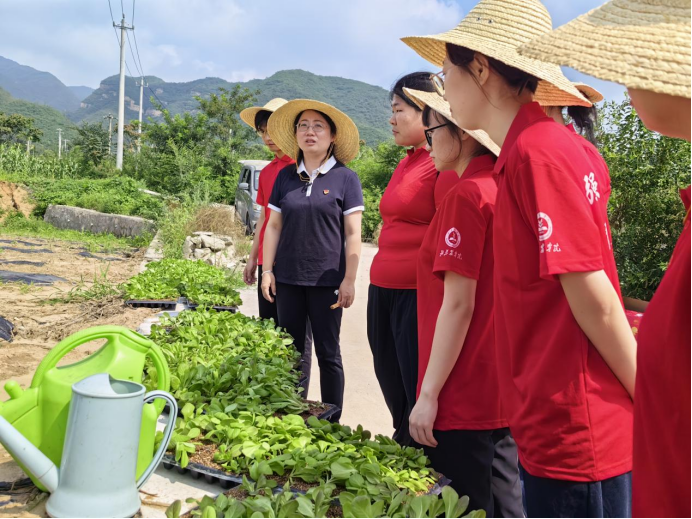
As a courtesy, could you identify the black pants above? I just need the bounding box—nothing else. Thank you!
[275,282,344,421]
[258,265,313,393]
[366,285,418,446]
[424,428,523,518]
[521,467,631,518]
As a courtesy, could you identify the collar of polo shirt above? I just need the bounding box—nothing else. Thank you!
[297,155,338,177]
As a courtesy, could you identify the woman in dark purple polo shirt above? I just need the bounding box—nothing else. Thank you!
[261,99,364,421]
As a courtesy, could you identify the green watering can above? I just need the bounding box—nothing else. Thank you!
[0,325,170,492]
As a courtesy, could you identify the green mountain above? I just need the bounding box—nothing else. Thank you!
[68,86,95,101]
[71,70,393,145]
[0,87,77,151]
[0,56,81,112]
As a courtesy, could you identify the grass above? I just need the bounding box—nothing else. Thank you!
[0,212,150,251]
[44,265,122,305]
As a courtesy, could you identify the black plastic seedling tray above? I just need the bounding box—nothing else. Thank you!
[162,453,241,489]
[185,303,238,313]
[126,299,178,310]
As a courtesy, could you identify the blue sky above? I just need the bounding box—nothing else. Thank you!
[0,0,625,102]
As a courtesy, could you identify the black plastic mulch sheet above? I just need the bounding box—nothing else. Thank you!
[0,270,67,285]
[0,239,44,247]
[0,316,14,342]
[76,250,124,261]
[0,246,53,254]
[0,260,46,267]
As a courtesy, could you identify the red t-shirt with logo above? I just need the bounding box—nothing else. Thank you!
[493,102,633,482]
[371,147,437,289]
[434,169,460,209]
[255,154,295,265]
[416,154,506,430]
[633,187,691,518]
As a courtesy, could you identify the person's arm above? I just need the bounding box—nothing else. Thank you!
[409,272,477,447]
[243,207,265,285]
[560,271,637,398]
[261,210,282,303]
[337,212,362,309]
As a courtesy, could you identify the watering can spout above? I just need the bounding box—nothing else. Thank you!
[0,415,59,492]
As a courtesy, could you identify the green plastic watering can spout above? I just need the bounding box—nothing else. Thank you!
[0,415,59,492]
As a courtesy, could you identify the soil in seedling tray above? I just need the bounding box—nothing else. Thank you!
[126,299,178,310]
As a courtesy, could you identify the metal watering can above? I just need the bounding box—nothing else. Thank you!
[0,373,178,518]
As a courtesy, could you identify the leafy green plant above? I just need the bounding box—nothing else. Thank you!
[121,258,242,305]
[144,309,306,414]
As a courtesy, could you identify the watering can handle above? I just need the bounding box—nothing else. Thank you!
[31,325,171,394]
[136,390,178,489]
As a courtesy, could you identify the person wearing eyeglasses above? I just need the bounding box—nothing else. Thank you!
[367,72,449,447]
[261,100,363,421]
[403,88,522,517]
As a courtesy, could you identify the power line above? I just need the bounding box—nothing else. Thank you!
[120,0,125,17]
[108,0,134,78]
[131,0,136,25]
[125,30,143,77]
[132,30,145,78]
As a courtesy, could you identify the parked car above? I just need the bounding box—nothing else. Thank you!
[235,160,270,234]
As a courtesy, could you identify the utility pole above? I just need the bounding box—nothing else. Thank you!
[104,113,115,155]
[26,138,31,156]
[63,139,68,154]
[113,14,133,170]
[136,77,147,153]
[57,128,62,159]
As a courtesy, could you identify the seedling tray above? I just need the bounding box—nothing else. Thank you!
[126,299,178,310]
[185,303,238,313]
[162,453,241,489]
[171,400,339,423]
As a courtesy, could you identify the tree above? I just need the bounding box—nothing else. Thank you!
[0,113,42,144]
[598,98,691,300]
[73,121,110,165]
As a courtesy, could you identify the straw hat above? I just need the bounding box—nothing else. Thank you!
[239,98,289,128]
[401,0,591,107]
[267,99,360,164]
[537,81,604,106]
[403,87,500,156]
[518,0,691,99]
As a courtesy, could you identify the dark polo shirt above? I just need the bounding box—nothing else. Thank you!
[268,158,364,287]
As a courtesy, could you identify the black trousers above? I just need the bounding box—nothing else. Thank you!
[424,428,523,518]
[258,265,313,393]
[366,285,418,446]
[275,282,344,421]
[521,466,631,518]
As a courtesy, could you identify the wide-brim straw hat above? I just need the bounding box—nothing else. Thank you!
[518,0,691,99]
[537,81,605,106]
[401,0,591,108]
[267,99,360,164]
[403,87,500,156]
[239,98,289,128]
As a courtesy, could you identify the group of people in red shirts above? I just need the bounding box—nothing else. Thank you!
[242,0,690,517]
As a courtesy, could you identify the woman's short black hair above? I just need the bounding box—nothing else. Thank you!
[422,105,491,161]
[390,72,436,111]
[446,43,539,96]
[567,105,599,146]
[254,110,272,131]
[293,109,337,165]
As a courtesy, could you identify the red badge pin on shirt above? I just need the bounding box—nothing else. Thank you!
[323,189,330,195]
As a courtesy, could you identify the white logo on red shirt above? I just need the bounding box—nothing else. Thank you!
[537,212,553,241]
[584,172,601,205]
[445,227,461,248]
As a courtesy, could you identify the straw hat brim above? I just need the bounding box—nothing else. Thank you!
[403,87,500,156]
[535,81,604,106]
[267,99,360,164]
[401,33,591,108]
[518,0,691,99]
[239,98,289,128]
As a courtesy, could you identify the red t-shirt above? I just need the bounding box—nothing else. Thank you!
[371,147,437,289]
[633,187,691,518]
[493,102,633,482]
[434,169,460,209]
[256,154,295,265]
[416,154,506,430]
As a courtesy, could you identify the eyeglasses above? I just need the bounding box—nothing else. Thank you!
[296,122,327,134]
[431,71,445,96]
[424,123,450,147]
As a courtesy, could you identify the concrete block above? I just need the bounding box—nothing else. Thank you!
[44,205,156,238]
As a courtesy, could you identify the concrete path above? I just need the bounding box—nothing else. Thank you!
[238,243,394,437]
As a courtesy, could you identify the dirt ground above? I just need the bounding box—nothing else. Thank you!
[0,235,158,394]
[0,182,33,222]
